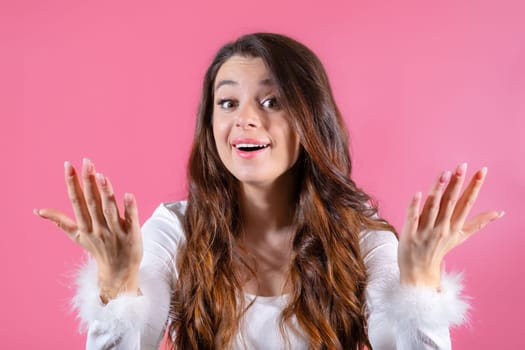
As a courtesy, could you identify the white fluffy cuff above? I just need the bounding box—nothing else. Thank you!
[382,272,469,332]
[71,258,150,337]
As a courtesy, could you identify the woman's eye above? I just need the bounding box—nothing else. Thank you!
[217,99,237,110]
[261,97,281,109]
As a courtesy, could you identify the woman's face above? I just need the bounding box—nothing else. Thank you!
[212,55,301,188]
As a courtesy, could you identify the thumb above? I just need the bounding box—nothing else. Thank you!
[400,192,422,243]
[462,211,504,236]
[34,208,79,240]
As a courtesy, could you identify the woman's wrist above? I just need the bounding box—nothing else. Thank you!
[99,286,142,305]
[400,267,442,291]
[97,269,140,304]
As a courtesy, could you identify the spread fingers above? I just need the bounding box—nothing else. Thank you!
[96,172,124,234]
[435,163,468,228]
[450,167,487,232]
[82,158,107,230]
[418,170,451,234]
[64,161,92,232]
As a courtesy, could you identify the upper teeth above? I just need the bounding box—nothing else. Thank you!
[235,143,268,149]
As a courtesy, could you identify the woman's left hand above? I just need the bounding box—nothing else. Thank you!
[398,163,504,289]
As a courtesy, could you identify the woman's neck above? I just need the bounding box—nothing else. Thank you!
[238,171,299,296]
[239,171,298,236]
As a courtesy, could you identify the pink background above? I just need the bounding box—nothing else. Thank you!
[3,0,524,348]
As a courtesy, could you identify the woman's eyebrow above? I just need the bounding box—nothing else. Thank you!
[214,78,276,91]
[215,79,237,91]
[259,78,275,86]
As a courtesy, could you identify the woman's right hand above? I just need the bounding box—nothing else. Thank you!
[35,158,143,303]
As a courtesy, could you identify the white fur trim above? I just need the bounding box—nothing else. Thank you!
[376,271,470,341]
[71,258,150,341]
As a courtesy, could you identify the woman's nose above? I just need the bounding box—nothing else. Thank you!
[235,102,262,129]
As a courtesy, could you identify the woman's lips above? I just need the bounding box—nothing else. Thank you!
[231,137,270,146]
[232,138,271,159]
[234,146,268,159]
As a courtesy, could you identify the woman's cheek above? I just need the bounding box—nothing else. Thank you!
[213,120,234,162]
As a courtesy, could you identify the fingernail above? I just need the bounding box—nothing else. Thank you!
[477,166,488,180]
[83,158,93,173]
[456,162,468,176]
[124,193,133,204]
[440,170,451,183]
[64,161,74,176]
[33,208,41,217]
[96,173,106,186]
[491,211,505,221]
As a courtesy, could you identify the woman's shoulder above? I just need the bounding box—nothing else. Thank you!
[155,200,188,221]
[359,228,397,245]
[358,229,398,262]
[141,200,188,246]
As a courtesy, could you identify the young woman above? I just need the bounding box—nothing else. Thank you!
[35,33,503,349]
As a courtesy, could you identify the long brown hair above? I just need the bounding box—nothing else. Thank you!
[170,33,395,349]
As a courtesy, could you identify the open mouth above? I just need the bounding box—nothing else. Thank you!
[234,143,270,152]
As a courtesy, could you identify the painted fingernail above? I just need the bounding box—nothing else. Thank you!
[477,166,488,180]
[491,211,505,221]
[456,162,468,176]
[64,161,74,176]
[440,170,451,184]
[96,173,106,186]
[83,158,93,174]
[124,193,133,204]
[33,208,41,217]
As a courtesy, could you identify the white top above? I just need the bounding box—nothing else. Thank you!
[72,201,469,350]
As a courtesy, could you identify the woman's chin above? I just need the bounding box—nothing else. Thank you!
[236,176,274,188]
[232,172,284,190]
